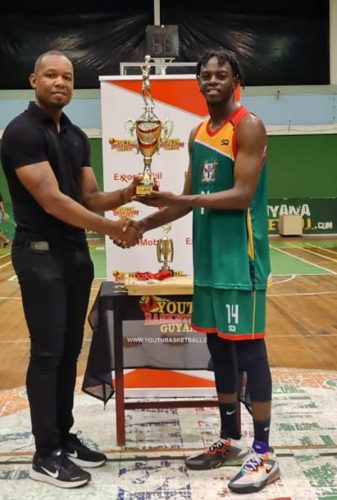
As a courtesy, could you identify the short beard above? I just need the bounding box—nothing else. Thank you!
[37,95,69,111]
[49,100,66,110]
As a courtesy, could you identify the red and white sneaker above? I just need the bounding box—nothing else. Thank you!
[185,437,249,470]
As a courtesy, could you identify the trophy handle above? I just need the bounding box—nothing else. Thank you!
[160,120,174,141]
[125,118,136,138]
[125,119,139,153]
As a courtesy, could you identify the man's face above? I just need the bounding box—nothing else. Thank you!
[29,55,74,110]
[197,57,237,105]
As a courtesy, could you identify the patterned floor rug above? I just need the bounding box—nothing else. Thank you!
[1,367,337,499]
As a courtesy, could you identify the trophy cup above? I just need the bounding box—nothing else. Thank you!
[125,55,173,195]
[156,223,174,271]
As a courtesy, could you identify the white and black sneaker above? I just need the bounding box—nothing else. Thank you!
[228,440,281,494]
[64,433,107,468]
[30,448,91,488]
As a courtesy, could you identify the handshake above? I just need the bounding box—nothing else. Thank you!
[110,174,177,249]
[112,219,144,249]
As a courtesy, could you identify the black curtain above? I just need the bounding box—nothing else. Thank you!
[0,0,329,89]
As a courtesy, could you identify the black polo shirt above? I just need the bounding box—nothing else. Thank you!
[1,102,90,245]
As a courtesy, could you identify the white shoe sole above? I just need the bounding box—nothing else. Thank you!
[30,469,89,488]
[67,456,106,468]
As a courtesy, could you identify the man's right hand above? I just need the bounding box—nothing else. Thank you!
[123,175,143,203]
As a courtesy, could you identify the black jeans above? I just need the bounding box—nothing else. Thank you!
[12,236,94,457]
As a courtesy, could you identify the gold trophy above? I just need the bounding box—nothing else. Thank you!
[125,55,173,195]
[156,223,174,271]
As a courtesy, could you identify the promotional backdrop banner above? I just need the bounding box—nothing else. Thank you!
[100,75,243,396]
[100,75,209,280]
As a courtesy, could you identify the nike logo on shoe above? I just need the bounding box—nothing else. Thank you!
[265,461,274,473]
[226,410,236,415]
[41,466,59,479]
[67,451,78,458]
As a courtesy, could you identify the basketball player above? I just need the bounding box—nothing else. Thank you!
[119,48,280,494]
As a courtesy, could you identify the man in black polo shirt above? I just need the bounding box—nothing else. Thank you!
[1,50,141,488]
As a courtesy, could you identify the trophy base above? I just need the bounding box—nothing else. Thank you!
[158,265,173,274]
[136,184,154,195]
[136,171,158,195]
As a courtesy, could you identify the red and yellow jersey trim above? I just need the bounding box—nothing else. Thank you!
[193,119,235,161]
[192,105,251,161]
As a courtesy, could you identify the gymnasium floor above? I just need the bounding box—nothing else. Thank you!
[1,236,337,499]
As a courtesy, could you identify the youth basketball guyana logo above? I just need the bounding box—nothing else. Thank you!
[112,205,139,220]
[139,295,165,314]
[139,296,192,326]
[109,137,184,152]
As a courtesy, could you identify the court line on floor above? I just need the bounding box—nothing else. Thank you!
[304,242,337,255]
[0,261,11,270]
[0,296,22,300]
[271,275,296,284]
[287,242,337,264]
[272,272,330,276]
[268,290,337,297]
[270,245,337,275]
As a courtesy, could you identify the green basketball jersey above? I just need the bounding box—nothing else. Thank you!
[191,105,271,291]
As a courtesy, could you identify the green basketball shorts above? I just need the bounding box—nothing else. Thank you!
[191,285,266,340]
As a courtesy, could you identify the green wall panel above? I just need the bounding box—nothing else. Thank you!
[1,134,336,201]
[89,138,103,190]
[267,134,337,198]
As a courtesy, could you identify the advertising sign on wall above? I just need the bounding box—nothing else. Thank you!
[268,198,337,234]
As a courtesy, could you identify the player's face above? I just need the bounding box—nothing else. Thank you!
[30,55,74,110]
[197,57,237,105]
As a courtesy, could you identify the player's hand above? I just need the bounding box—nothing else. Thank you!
[133,190,176,208]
